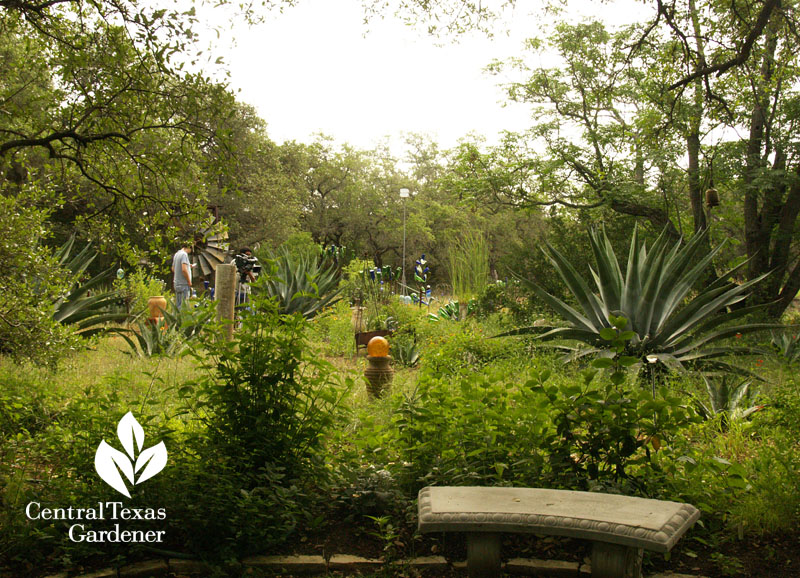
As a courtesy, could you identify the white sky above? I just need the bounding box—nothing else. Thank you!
[210,0,653,153]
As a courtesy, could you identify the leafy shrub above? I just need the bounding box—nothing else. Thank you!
[729,429,800,534]
[474,279,541,324]
[307,300,354,357]
[383,368,550,493]
[0,192,77,365]
[532,370,700,492]
[176,292,353,555]
[339,258,375,303]
[420,321,513,377]
[113,267,166,318]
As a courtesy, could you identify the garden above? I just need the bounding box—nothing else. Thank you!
[2,226,800,578]
[3,0,800,576]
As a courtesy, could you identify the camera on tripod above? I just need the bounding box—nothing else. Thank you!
[234,251,261,283]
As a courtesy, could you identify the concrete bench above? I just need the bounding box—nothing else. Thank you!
[417,486,700,578]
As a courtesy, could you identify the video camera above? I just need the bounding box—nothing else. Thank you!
[234,252,261,283]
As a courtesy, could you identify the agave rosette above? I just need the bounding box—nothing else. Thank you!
[500,227,777,375]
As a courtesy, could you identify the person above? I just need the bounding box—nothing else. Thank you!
[171,243,193,308]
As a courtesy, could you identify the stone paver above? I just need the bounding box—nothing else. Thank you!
[648,574,709,578]
[168,559,212,575]
[410,555,449,570]
[505,557,581,576]
[118,560,168,577]
[79,569,117,578]
[242,554,327,573]
[48,554,712,578]
[327,554,384,571]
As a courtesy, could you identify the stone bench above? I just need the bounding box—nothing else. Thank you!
[417,486,700,578]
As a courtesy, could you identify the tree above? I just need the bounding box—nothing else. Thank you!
[0,2,254,263]
[438,3,800,317]
[0,191,77,365]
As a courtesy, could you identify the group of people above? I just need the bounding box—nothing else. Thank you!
[171,244,257,308]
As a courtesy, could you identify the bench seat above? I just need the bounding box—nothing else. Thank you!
[417,486,700,578]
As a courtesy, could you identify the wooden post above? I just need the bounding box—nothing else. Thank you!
[215,264,236,341]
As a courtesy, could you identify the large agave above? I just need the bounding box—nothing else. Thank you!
[52,235,127,335]
[259,248,341,319]
[500,227,776,375]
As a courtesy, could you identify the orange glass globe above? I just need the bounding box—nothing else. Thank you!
[367,336,390,357]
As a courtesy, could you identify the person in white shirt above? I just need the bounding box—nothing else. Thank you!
[171,243,193,308]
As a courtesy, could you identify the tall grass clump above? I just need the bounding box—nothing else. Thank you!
[446,231,490,301]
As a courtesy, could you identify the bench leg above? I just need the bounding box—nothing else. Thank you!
[466,532,501,578]
[591,542,643,578]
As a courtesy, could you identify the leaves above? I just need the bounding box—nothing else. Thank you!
[95,440,134,498]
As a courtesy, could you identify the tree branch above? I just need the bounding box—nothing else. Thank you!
[668,0,781,90]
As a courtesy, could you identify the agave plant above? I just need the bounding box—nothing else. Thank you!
[696,374,764,426]
[259,248,341,319]
[110,299,213,357]
[499,226,776,376]
[770,331,800,364]
[428,300,470,322]
[52,235,127,335]
[392,339,420,368]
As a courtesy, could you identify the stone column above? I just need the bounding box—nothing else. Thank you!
[591,542,643,578]
[215,264,236,341]
[466,532,501,578]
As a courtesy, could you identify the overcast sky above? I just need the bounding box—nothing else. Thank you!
[209,0,652,153]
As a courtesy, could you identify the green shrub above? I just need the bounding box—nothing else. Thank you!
[308,300,355,357]
[0,192,77,365]
[730,430,800,534]
[532,370,700,492]
[419,320,513,377]
[473,279,541,324]
[176,293,353,556]
[114,267,166,318]
[382,368,550,493]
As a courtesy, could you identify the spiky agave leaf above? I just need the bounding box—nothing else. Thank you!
[498,226,779,375]
[259,248,341,319]
[52,235,127,335]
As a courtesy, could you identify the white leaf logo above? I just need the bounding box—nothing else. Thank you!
[95,412,167,498]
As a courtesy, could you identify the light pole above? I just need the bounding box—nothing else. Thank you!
[400,188,410,296]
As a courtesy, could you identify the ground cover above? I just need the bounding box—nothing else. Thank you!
[1,288,800,578]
